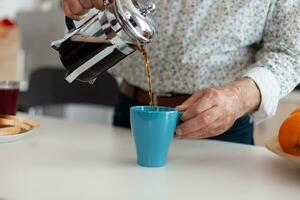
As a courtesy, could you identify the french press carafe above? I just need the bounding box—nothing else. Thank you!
[51,0,156,84]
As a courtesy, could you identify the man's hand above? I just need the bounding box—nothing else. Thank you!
[63,0,107,20]
[175,78,261,139]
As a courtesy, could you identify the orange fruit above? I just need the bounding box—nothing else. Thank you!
[290,108,300,116]
[278,113,300,156]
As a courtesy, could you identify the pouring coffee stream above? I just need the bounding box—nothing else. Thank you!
[138,46,154,106]
[51,0,157,96]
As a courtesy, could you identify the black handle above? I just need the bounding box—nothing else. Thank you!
[65,16,76,32]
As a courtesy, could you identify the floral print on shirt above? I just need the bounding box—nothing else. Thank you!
[112,0,300,98]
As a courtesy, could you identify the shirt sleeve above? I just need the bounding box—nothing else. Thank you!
[243,0,300,124]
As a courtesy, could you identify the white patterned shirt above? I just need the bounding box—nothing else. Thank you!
[112,0,300,123]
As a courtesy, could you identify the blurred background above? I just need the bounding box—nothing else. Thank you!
[0,0,117,125]
[0,0,299,145]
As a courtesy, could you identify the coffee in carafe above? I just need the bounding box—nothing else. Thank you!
[58,35,137,83]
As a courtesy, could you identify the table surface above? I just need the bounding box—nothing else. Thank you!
[0,116,299,200]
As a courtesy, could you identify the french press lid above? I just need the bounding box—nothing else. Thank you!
[113,0,156,43]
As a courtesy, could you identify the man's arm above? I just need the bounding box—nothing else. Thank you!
[243,0,300,123]
[176,0,300,139]
[175,78,260,139]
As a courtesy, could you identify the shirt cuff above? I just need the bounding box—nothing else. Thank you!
[243,67,280,124]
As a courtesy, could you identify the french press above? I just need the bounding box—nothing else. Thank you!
[51,0,156,84]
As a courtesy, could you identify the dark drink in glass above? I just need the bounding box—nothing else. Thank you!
[0,81,19,115]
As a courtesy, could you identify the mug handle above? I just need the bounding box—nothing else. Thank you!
[173,111,184,136]
[177,111,184,125]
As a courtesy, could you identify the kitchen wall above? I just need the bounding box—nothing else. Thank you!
[17,9,65,80]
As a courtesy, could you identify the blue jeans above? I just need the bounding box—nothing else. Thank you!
[113,92,254,145]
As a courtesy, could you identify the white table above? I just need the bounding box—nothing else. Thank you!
[0,116,299,200]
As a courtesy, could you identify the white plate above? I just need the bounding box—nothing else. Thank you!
[0,131,32,143]
[265,136,300,165]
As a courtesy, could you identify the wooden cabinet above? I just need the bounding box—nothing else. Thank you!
[0,27,22,81]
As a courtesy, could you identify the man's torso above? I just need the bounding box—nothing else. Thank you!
[112,0,273,94]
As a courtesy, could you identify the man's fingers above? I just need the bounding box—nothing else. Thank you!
[178,117,235,139]
[70,14,86,21]
[63,0,90,20]
[63,0,73,17]
[177,118,220,139]
[175,90,204,111]
[180,99,214,122]
[180,88,221,121]
[176,106,220,136]
[79,0,93,9]
[63,0,110,20]
[69,0,89,16]
[91,0,105,10]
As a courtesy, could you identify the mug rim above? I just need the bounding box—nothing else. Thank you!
[130,105,178,113]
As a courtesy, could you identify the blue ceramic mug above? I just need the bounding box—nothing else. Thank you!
[130,106,182,167]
